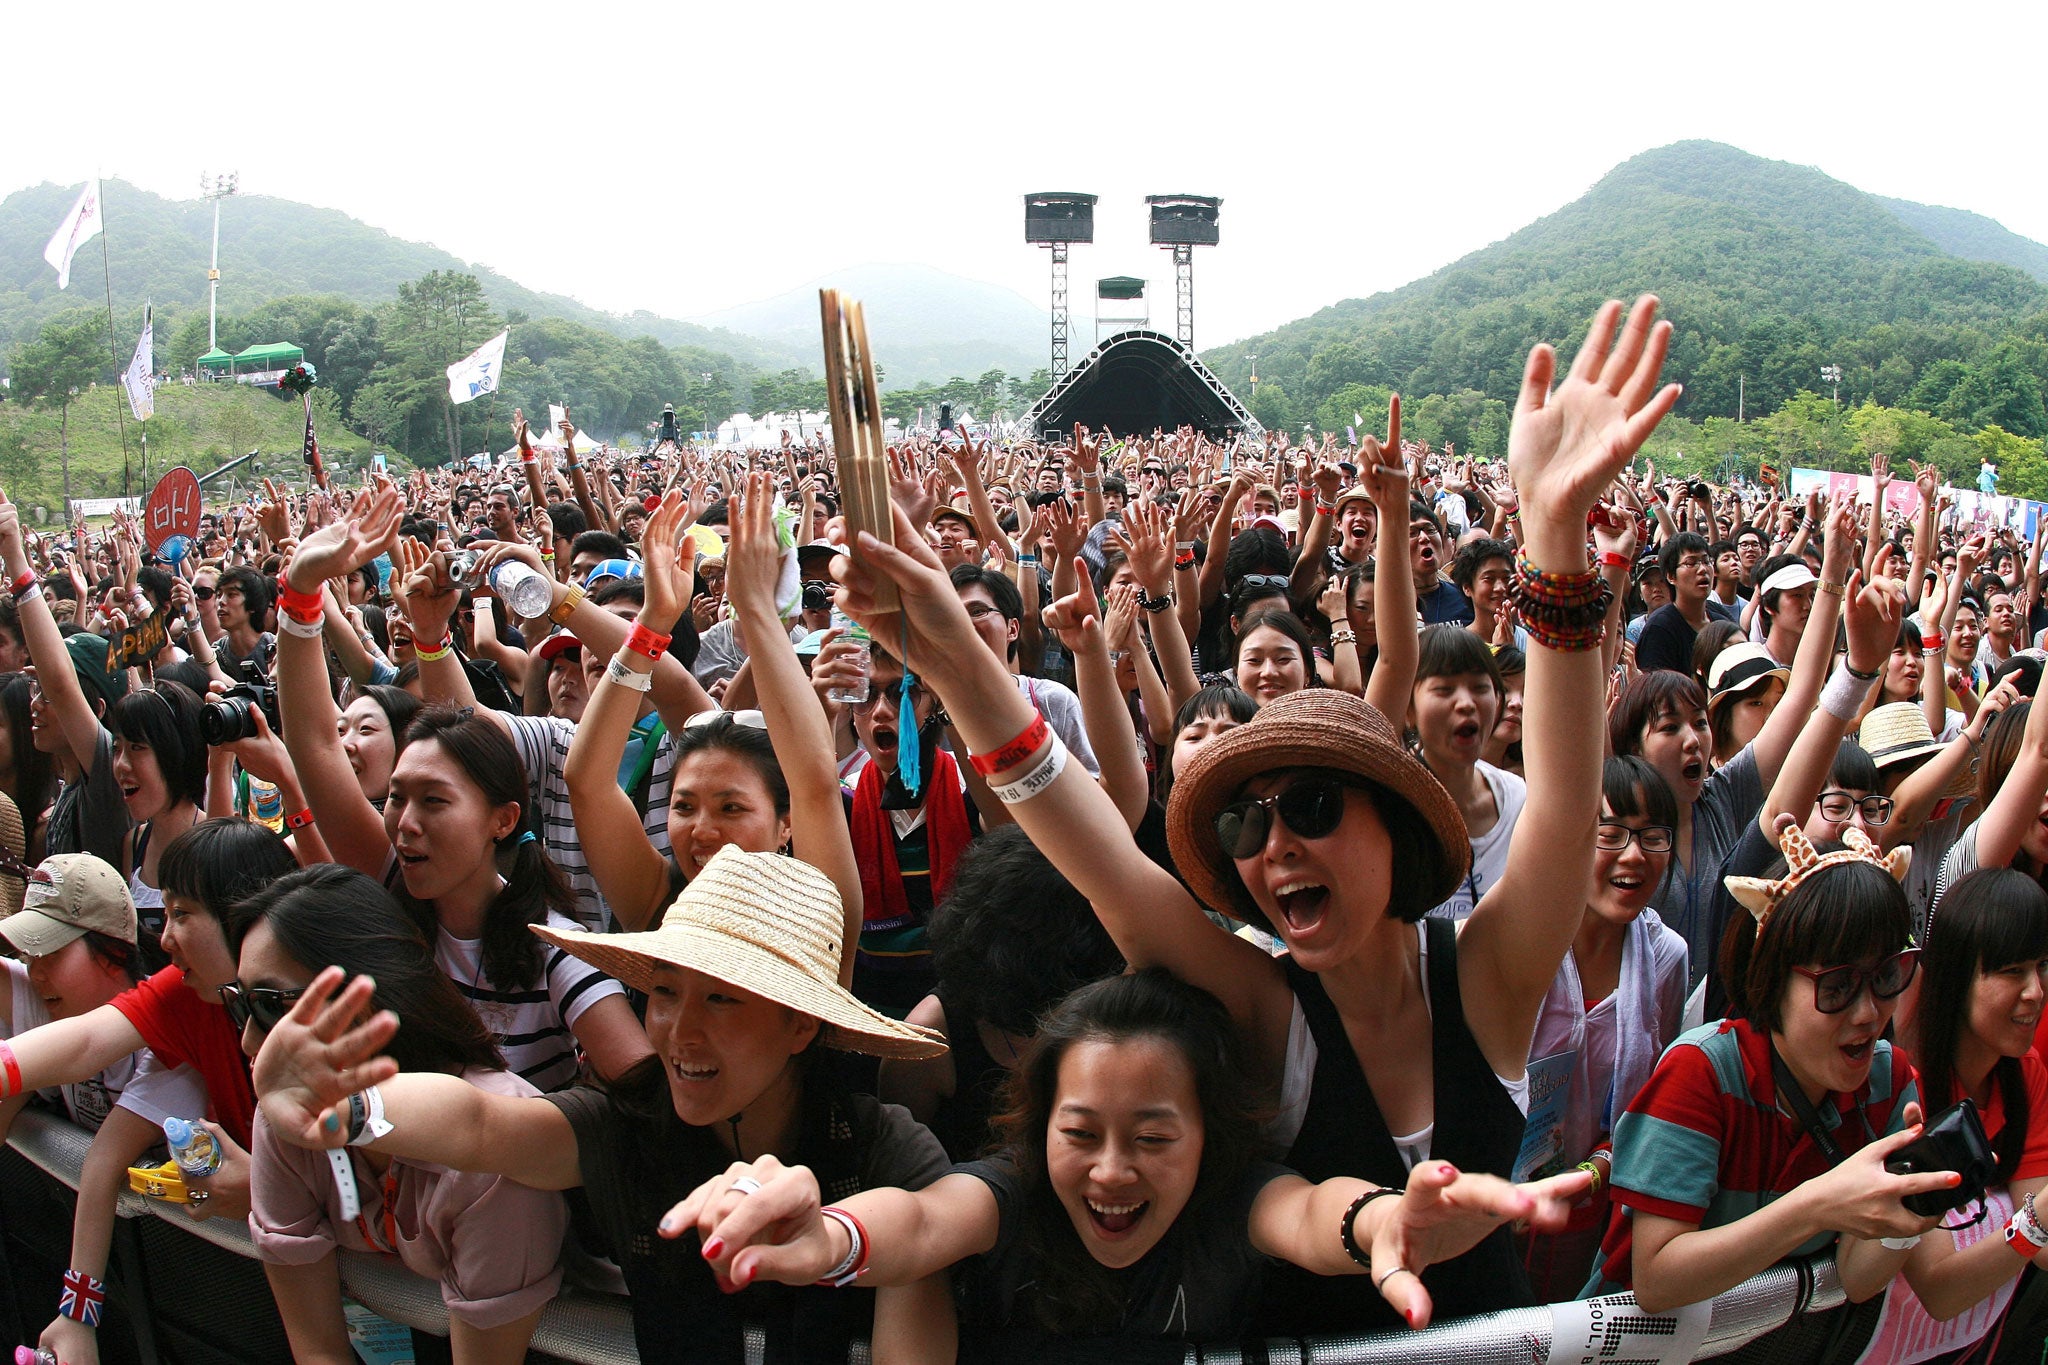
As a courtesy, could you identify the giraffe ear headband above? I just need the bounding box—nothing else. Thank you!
[1724,825,1912,932]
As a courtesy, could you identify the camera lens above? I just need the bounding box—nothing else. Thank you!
[200,697,258,746]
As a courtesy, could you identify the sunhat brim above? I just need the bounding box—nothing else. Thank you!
[1166,689,1470,924]
[532,922,946,1061]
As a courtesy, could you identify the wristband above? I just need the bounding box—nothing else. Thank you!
[279,613,325,639]
[2007,1193,2047,1261]
[1016,554,1040,567]
[1340,1187,1400,1268]
[1881,1235,1922,1251]
[285,808,316,831]
[1079,472,1102,489]
[1576,1159,1606,1196]
[277,582,325,624]
[549,584,586,625]
[0,1039,19,1098]
[414,636,454,663]
[520,450,538,464]
[1816,578,1846,597]
[14,584,42,607]
[1843,660,1881,682]
[1175,541,1195,553]
[59,1269,105,1327]
[346,1086,393,1146]
[7,569,34,596]
[606,652,654,693]
[1315,502,1337,518]
[625,622,671,660]
[989,734,1068,805]
[816,1206,870,1287]
[969,711,1050,776]
[1597,550,1631,570]
[1819,662,1877,721]
[1330,629,1358,646]
[1919,632,1944,654]
[540,548,555,560]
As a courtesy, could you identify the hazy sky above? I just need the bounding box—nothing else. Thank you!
[8,0,2044,354]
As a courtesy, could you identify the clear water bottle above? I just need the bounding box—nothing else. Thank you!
[825,609,871,705]
[163,1117,223,1180]
[450,552,555,620]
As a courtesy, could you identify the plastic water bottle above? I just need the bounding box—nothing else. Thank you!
[163,1117,222,1180]
[248,775,285,833]
[825,610,871,705]
[18,1347,58,1365]
[451,552,554,620]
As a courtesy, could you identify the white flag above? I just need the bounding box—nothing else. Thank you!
[43,179,104,291]
[123,303,155,421]
[445,329,508,406]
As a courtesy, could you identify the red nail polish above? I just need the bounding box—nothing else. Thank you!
[702,1237,723,1259]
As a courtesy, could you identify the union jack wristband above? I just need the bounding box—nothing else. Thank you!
[60,1268,105,1326]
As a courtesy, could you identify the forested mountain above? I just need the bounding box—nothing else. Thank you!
[0,179,807,372]
[1205,142,2048,444]
[690,264,1049,387]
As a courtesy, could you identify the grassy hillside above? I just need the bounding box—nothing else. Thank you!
[1878,197,2048,283]
[1205,141,2048,426]
[0,380,371,518]
[0,179,808,373]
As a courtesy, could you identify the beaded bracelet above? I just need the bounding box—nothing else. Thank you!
[625,623,671,660]
[1137,590,1173,614]
[1340,1187,1400,1268]
[1514,552,1606,607]
[59,1269,105,1327]
[970,711,1050,776]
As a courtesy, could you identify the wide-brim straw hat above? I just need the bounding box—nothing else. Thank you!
[531,846,945,1060]
[0,793,24,920]
[1860,702,1976,802]
[1166,689,1470,923]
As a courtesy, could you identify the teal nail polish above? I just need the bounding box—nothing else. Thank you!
[324,1112,341,1132]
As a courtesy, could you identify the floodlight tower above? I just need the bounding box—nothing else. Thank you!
[1146,195,1221,349]
[200,171,240,351]
[1024,193,1096,382]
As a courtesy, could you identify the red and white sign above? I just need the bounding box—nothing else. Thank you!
[144,467,201,554]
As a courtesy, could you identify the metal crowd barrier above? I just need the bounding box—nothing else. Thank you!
[6,1106,1859,1364]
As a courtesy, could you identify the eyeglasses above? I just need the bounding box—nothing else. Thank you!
[1595,822,1676,853]
[218,982,305,1033]
[1791,948,1920,1014]
[962,602,1008,622]
[1215,776,1354,859]
[1816,791,1894,825]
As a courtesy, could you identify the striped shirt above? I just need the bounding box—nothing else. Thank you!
[505,715,676,932]
[1586,1016,1916,1296]
[437,911,625,1094]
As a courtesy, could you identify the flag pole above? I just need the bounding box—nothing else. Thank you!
[95,182,133,499]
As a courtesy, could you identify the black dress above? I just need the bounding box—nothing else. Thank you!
[1260,916,1532,1338]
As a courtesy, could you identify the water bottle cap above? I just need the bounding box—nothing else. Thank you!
[163,1116,193,1144]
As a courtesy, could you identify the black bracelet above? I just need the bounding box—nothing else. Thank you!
[1843,661,1882,682]
[1137,589,1173,614]
[1341,1186,1400,1268]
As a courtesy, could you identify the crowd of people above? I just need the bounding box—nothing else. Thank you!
[0,295,2044,1363]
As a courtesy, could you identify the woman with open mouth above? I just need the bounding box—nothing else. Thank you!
[1588,823,1954,1314]
[249,846,957,1364]
[106,681,209,931]
[1883,868,2048,1356]
[814,298,1684,1335]
[667,970,1585,1356]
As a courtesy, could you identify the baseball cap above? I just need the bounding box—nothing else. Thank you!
[66,633,129,711]
[0,854,136,956]
[538,632,582,663]
[583,559,644,589]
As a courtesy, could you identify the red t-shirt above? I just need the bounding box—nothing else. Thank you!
[1963,1048,2048,1183]
[110,965,255,1148]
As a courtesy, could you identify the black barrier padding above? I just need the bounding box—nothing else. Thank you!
[130,1214,291,1362]
[1711,1296,1881,1365]
[0,1146,144,1365]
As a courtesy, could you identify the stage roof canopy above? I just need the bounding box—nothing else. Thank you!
[1025,329,1257,439]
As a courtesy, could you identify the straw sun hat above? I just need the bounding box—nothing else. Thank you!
[1860,702,1976,802]
[1166,689,1470,925]
[0,792,26,920]
[531,846,944,1060]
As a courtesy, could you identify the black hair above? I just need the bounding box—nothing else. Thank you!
[1604,754,1679,830]
[571,530,629,564]
[217,565,274,626]
[950,563,1023,662]
[990,969,1261,1335]
[1916,869,2048,1182]
[1413,622,1504,698]
[108,682,208,810]
[136,566,173,612]
[546,501,588,542]
[1234,608,1320,688]
[1693,619,1744,695]
[231,865,504,1076]
[0,675,54,837]
[157,818,301,946]
[153,659,212,698]
[396,705,572,992]
[1173,684,1258,738]
[1658,532,1710,583]
[1221,526,1292,587]
[930,826,1123,1037]
[1450,538,1515,592]
[1406,498,1443,537]
[1826,740,1879,795]
[1609,670,1710,760]
[79,928,146,986]
[1720,847,1914,1032]
[1754,554,1805,626]
[358,684,423,739]
[668,713,790,820]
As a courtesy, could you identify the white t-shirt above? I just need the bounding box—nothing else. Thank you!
[0,958,206,1131]
[1427,761,1527,920]
[437,910,626,1095]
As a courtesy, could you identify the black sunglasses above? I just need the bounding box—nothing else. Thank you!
[218,982,305,1032]
[194,585,216,600]
[1215,776,1355,859]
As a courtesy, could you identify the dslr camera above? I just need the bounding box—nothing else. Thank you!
[201,683,282,746]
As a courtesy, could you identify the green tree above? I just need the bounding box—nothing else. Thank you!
[9,310,109,501]
[382,272,502,464]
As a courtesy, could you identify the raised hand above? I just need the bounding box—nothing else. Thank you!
[285,485,403,594]
[1843,556,1903,675]
[1507,297,1680,567]
[1040,568,1109,657]
[251,967,399,1150]
[1045,497,1088,562]
[724,475,785,618]
[1107,498,1173,594]
[253,478,292,545]
[1366,1160,1590,1330]
[1360,395,1409,513]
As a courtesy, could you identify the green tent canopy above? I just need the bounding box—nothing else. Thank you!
[195,348,234,370]
[231,342,304,368]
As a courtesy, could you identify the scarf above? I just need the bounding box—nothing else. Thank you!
[850,740,971,931]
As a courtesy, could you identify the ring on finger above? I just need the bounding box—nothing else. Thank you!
[1374,1265,1413,1292]
[730,1175,764,1197]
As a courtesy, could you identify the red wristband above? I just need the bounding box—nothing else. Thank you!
[970,711,1050,776]
[7,570,34,596]
[285,808,316,831]
[625,622,671,660]
[0,1039,20,1099]
[277,582,325,623]
[1315,502,1337,518]
[1597,550,1631,570]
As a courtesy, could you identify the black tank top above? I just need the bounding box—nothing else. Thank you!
[930,993,1009,1162]
[1259,917,1532,1338]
